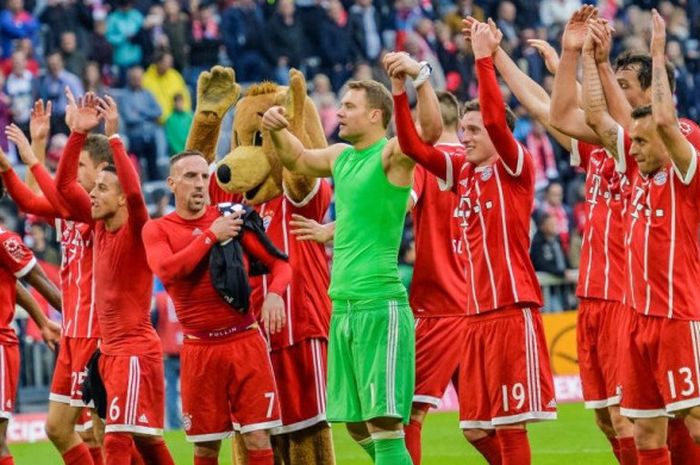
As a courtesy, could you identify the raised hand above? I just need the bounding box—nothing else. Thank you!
[6,124,38,167]
[262,106,290,132]
[586,19,612,63]
[96,95,120,137]
[650,8,666,57]
[528,39,560,74]
[562,5,597,52]
[65,88,101,134]
[383,52,421,80]
[29,100,52,145]
[471,21,501,59]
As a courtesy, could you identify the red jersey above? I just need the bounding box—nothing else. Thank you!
[210,178,332,349]
[57,134,160,356]
[409,143,468,317]
[394,56,543,315]
[142,204,291,334]
[1,163,99,338]
[0,228,36,344]
[616,125,700,319]
[570,140,625,302]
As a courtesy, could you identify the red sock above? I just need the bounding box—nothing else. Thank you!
[668,418,700,465]
[608,436,621,463]
[248,449,274,465]
[496,429,531,465]
[618,436,638,465]
[62,443,94,465]
[134,439,175,465]
[638,447,671,465]
[0,455,14,465]
[470,432,503,465]
[194,457,218,465]
[104,434,134,465]
[404,419,422,465]
[89,446,103,465]
[131,444,145,465]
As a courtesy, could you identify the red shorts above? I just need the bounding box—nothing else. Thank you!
[413,316,468,407]
[620,311,700,418]
[458,307,557,429]
[99,353,165,436]
[50,337,99,407]
[269,338,327,435]
[577,299,626,409]
[181,329,281,442]
[0,344,19,419]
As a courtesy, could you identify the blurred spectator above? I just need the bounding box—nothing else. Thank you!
[527,120,558,191]
[0,39,39,77]
[186,1,223,93]
[0,72,10,152]
[88,19,114,72]
[60,31,88,78]
[142,4,169,66]
[39,0,93,53]
[221,0,270,82]
[143,51,191,124]
[266,0,307,84]
[83,61,108,95]
[164,93,193,155]
[496,1,519,54]
[398,238,415,292]
[349,0,384,63]
[46,133,68,171]
[163,0,189,72]
[320,0,358,92]
[443,0,484,35]
[310,74,339,137]
[539,0,581,30]
[530,211,574,311]
[40,51,84,135]
[4,50,37,134]
[29,223,60,265]
[106,0,146,80]
[539,181,572,255]
[118,66,162,180]
[0,0,39,59]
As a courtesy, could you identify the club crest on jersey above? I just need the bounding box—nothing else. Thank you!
[680,121,692,136]
[653,170,668,186]
[2,238,25,263]
[480,166,493,181]
[182,413,192,431]
[262,214,273,231]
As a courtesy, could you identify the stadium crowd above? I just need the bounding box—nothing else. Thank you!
[1,1,700,464]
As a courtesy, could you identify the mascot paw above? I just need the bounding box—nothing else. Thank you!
[196,65,241,118]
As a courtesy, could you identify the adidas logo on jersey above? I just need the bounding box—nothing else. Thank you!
[139,414,148,423]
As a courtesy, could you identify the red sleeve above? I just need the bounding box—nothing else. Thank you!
[411,164,426,207]
[0,231,37,278]
[30,164,73,218]
[571,139,594,171]
[476,57,532,182]
[142,219,218,284]
[1,169,60,219]
[394,92,464,194]
[110,136,149,230]
[680,118,700,151]
[241,232,291,296]
[55,131,93,224]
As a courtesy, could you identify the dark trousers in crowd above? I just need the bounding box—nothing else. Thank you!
[128,132,160,181]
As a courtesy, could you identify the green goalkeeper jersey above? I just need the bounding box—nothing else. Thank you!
[329,137,410,301]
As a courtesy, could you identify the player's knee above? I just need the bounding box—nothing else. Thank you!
[104,433,134,457]
[594,409,615,438]
[410,405,429,424]
[462,428,489,443]
[345,422,369,442]
[194,440,221,458]
[633,419,667,449]
[609,409,634,437]
[242,429,271,451]
[45,416,71,443]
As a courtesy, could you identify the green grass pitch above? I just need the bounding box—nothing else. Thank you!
[10,403,614,464]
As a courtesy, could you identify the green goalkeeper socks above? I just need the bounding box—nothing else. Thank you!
[372,432,413,465]
[357,437,376,461]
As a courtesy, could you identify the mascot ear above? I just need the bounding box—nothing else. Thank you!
[284,68,307,134]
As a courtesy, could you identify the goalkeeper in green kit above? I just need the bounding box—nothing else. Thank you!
[261,53,442,464]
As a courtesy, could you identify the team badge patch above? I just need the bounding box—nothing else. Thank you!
[182,413,192,431]
[481,167,493,182]
[653,171,668,186]
[263,215,272,231]
[2,238,25,263]
[680,121,692,136]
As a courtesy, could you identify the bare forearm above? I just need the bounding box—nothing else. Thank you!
[582,53,620,159]
[270,129,306,172]
[24,267,62,311]
[415,82,442,144]
[652,54,677,129]
[16,283,48,327]
[598,62,633,130]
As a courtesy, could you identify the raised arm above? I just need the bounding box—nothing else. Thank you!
[142,214,243,283]
[97,95,149,228]
[550,6,601,143]
[650,10,695,178]
[582,25,624,160]
[28,100,52,180]
[263,107,343,178]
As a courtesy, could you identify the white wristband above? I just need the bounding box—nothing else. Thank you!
[412,61,432,88]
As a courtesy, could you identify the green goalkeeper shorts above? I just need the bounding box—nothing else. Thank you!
[326,297,415,424]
